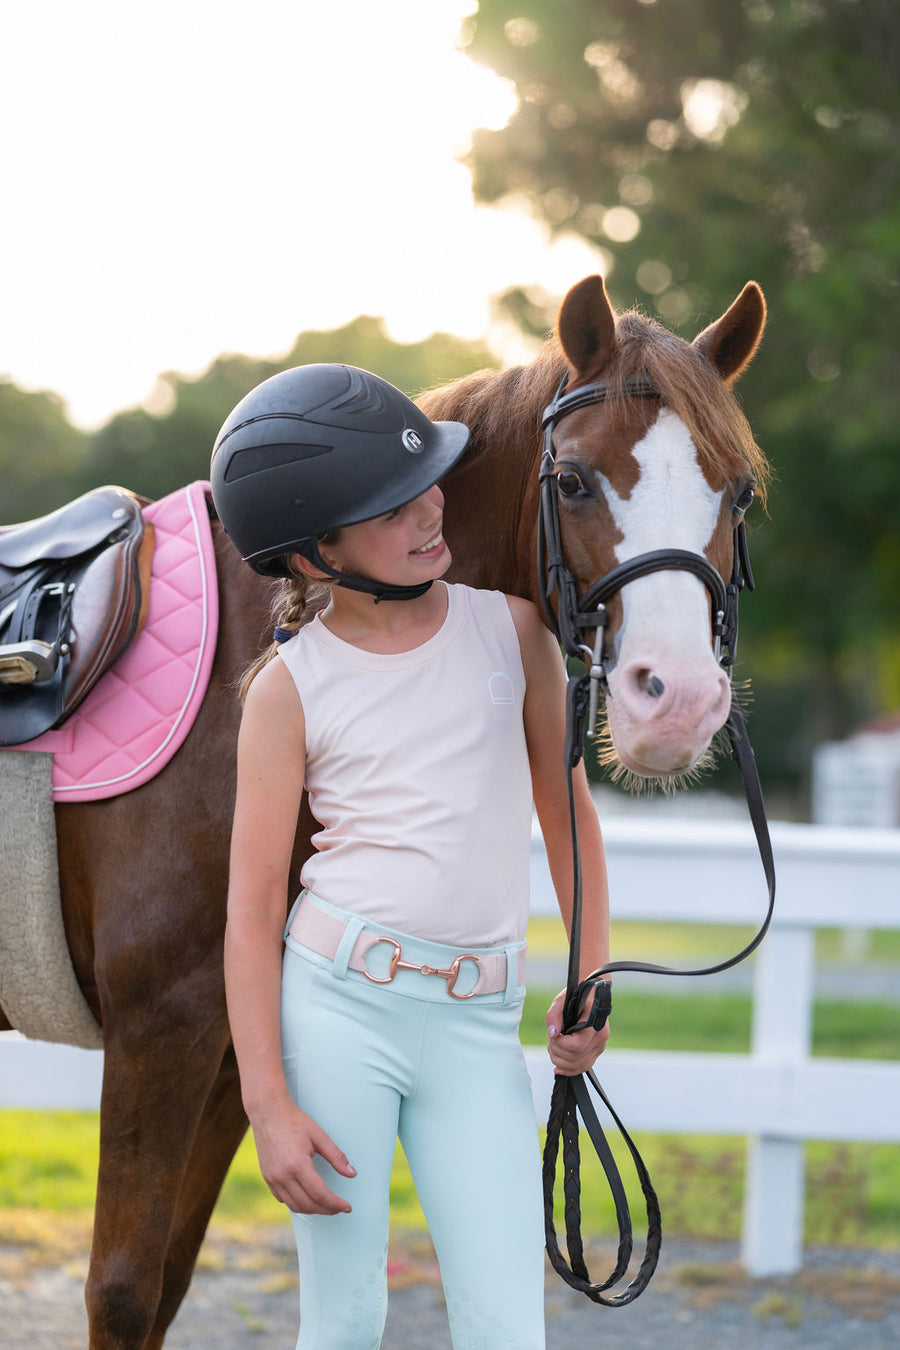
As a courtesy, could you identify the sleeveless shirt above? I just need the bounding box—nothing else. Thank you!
[277,584,532,947]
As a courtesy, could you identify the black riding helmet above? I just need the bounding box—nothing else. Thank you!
[210,364,470,600]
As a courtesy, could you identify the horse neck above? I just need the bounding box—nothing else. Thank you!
[442,436,540,601]
[434,362,560,602]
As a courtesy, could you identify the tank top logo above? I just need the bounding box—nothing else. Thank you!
[489,671,514,706]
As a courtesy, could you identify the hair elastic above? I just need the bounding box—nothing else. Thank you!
[273,626,294,644]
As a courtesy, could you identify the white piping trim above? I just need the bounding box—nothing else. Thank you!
[53,485,214,793]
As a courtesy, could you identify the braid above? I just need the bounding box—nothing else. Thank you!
[238,544,335,704]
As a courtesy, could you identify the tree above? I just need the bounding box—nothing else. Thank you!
[463,0,900,800]
[0,382,88,520]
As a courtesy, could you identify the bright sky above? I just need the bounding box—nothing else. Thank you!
[0,0,608,428]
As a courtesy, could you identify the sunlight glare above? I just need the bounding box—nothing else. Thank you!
[681,79,748,143]
[0,0,552,428]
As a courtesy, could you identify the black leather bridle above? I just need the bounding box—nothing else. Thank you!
[537,374,776,1305]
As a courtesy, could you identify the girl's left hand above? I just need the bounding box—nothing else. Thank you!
[545,987,610,1076]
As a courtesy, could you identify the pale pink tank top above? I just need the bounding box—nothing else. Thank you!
[277,584,532,946]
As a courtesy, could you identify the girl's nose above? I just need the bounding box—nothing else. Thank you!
[421,484,444,511]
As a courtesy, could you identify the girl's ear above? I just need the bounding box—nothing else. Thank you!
[291,551,332,582]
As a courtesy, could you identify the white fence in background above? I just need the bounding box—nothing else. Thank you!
[2,816,899,1277]
[527,816,900,1277]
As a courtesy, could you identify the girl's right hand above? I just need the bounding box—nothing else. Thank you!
[250,1099,357,1215]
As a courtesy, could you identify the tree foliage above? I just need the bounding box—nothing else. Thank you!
[464,0,900,797]
[0,382,88,523]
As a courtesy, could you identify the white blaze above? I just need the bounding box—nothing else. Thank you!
[597,410,721,558]
[595,409,723,662]
[593,408,731,774]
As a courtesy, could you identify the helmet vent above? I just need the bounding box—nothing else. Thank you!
[224,441,333,482]
[331,369,388,417]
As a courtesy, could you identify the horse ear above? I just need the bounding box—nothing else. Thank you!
[693,281,766,384]
[557,275,616,378]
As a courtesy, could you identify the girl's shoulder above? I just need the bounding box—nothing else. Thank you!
[496,592,561,679]
[456,584,539,628]
[499,592,544,639]
[242,653,304,729]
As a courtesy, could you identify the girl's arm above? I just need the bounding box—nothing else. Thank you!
[226,657,356,1214]
[508,595,611,1076]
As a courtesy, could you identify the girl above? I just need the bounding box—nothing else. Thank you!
[212,363,610,1349]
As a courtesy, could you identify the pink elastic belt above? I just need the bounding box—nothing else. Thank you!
[287,894,526,1003]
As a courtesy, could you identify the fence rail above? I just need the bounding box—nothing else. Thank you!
[2,815,899,1277]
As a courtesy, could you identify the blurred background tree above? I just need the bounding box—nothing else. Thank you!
[0,383,88,522]
[462,0,900,803]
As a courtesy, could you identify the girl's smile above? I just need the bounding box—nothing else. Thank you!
[410,528,445,558]
[319,486,452,586]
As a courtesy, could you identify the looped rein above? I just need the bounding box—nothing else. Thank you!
[537,374,775,1306]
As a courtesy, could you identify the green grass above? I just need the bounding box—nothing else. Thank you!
[527,914,900,965]
[521,988,900,1060]
[1,1110,897,1251]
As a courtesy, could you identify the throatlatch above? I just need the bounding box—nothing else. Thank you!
[537,375,776,1306]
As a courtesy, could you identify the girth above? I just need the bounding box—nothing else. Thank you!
[537,374,775,1305]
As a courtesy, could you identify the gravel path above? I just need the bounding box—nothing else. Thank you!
[3,1224,898,1349]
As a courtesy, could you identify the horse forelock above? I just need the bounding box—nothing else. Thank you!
[606,311,770,502]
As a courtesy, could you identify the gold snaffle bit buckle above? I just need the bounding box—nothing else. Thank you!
[362,937,482,1000]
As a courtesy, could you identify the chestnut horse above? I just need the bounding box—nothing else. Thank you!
[3,274,767,1348]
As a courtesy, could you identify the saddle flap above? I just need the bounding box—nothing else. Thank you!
[0,486,143,571]
[0,490,153,747]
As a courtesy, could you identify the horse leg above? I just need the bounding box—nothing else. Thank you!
[142,1048,248,1350]
[84,990,231,1350]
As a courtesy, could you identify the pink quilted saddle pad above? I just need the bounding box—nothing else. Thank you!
[17,481,219,801]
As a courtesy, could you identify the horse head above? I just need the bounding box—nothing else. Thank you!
[547,274,768,782]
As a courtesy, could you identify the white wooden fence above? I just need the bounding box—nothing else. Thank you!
[527,816,900,1276]
[2,815,899,1277]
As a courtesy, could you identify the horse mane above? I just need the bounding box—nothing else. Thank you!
[418,308,770,501]
[417,339,564,467]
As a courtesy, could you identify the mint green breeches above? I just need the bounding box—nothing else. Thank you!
[280,904,546,1349]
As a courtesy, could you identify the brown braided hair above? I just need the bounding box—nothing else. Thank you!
[238,534,338,704]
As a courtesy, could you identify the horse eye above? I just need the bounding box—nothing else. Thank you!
[557,470,587,497]
[734,483,755,514]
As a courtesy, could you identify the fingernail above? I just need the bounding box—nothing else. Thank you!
[548,1025,559,1039]
[347,1165,357,1176]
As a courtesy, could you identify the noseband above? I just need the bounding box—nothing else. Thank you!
[536,374,775,1307]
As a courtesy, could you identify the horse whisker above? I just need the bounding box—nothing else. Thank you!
[591,680,753,796]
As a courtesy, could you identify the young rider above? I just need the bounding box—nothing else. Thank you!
[211,363,610,1349]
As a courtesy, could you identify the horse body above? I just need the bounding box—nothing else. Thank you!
[5,275,767,1348]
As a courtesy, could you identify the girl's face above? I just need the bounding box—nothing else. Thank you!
[319,485,451,586]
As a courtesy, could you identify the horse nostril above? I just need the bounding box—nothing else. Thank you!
[637,671,666,699]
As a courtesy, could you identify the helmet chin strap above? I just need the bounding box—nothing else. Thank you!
[298,541,433,603]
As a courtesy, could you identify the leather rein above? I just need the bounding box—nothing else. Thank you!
[537,374,776,1305]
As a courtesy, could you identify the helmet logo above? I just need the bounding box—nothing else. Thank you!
[402,428,424,454]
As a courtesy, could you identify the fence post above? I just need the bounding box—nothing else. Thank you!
[740,923,814,1275]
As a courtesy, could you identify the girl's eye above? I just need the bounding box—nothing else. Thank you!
[734,483,755,514]
[557,469,587,498]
